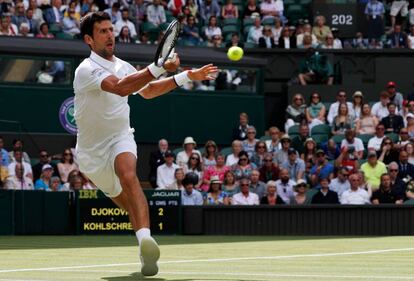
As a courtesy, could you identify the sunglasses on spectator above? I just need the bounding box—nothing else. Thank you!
[264,159,272,162]
[389,169,398,172]
[400,131,408,134]
[190,157,199,160]
[258,146,266,149]
[312,95,320,99]
[247,132,255,134]
[294,98,303,101]
[239,158,248,161]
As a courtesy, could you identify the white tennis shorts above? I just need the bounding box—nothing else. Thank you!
[390,1,408,17]
[77,132,137,198]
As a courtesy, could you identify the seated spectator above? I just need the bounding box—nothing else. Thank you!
[311,177,339,204]
[259,153,279,182]
[309,149,334,187]
[9,139,30,164]
[205,176,229,205]
[32,149,58,182]
[378,137,399,165]
[408,25,414,49]
[327,91,355,125]
[181,172,203,205]
[271,17,283,43]
[5,162,33,190]
[182,15,201,46]
[312,15,331,45]
[298,49,334,86]
[319,33,341,49]
[278,26,296,49]
[148,139,168,188]
[331,103,354,135]
[115,8,137,38]
[285,94,306,132]
[44,0,64,31]
[275,134,291,165]
[203,140,218,168]
[340,173,371,204]
[184,152,203,188]
[407,114,414,138]
[299,35,314,50]
[394,129,411,150]
[231,151,256,182]
[355,103,379,135]
[297,24,318,47]
[335,145,359,174]
[291,124,310,155]
[19,22,34,37]
[49,176,64,192]
[275,168,295,204]
[331,28,343,49]
[260,0,284,21]
[329,167,351,200]
[250,141,267,167]
[232,112,251,141]
[352,92,365,119]
[398,150,414,180]
[341,129,364,160]
[156,150,179,189]
[36,22,54,38]
[225,32,244,48]
[185,0,198,19]
[282,148,305,182]
[176,136,202,167]
[163,168,184,190]
[242,126,259,158]
[306,92,326,130]
[387,24,407,48]
[12,2,28,29]
[29,0,44,25]
[34,164,54,191]
[0,154,8,188]
[204,15,222,44]
[265,126,281,155]
[0,136,9,167]
[202,154,229,191]
[104,3,122,24]
[222,170,239,200]
[381,102,404,134]
[372,91,391,120]
[226,140,243,166]
[368,124,386,152]
[57,148,78,183]
[361,151,387,191]
[221,0,238,19]
[258,25,276,48]
[260,180,285,205]
[232,177,259,205]
[247,16,263,45]
[301,138,317,166]
[349,32,369,49]
[365,0,385,40]
[322,139,341,161]
[8,150,33,180]
[167,0,185,17]
[63,8,80,36]
[371,173,403,204]
[388,161,407,200]
[116,26,133,43]
[243,0,260,18]
[290,179,309,205]
[249,169,266,199]
[199,0,220,22]
[386,81,404,113]
[404,142,414,165]
[128,0,146,32]
[146,0,166,26]
[390,0,409,28]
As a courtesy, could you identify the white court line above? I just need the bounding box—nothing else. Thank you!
[1,247,414,274]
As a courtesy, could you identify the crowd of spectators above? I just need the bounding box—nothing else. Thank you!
[2,0,414,50]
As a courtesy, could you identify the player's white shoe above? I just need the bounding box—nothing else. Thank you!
[140,237,160,276]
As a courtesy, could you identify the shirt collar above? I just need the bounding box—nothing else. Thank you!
[90,51,115,70]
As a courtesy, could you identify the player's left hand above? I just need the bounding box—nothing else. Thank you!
[188,64,219,81]
[164,53,180,73]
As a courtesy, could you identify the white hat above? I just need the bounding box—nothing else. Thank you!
[210,175,222,184]
[406,113,414,119]
[183,136,196,146]
[295,179,307,186]
[42,164,53,171]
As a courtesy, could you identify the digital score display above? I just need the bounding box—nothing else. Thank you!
[76,189,181,234]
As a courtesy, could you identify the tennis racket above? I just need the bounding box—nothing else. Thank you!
[154,19,181,67]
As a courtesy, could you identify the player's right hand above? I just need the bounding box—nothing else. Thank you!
[188,64,218,81]
[164,53,180,73]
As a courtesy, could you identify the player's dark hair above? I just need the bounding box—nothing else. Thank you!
[80,11,111,39]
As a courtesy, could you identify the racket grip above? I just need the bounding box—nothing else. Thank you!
[148,62,166,78]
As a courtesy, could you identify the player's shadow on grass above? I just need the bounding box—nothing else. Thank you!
[102,272,166,281]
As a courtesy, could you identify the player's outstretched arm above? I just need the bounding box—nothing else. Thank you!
[139,64,218,100]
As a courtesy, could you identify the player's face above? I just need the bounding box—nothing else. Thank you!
[89,20,115,59]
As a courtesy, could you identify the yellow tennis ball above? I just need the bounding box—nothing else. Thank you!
[227,46,244,61]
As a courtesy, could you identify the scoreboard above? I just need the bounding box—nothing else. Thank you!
[76,189,181,234]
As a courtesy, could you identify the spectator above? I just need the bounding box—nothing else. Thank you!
[57,148,78,183]
[49,176,63,192]
[371,91,390,120]
[260,180,285,204]
[365,0,385,40]
[232,177,259,205]
[407,114,414,137]
[260,0,283,21]
[331,103,354,136]
[156,150,179,189]
[282,148,305,182]
[12,2,28,29]
[371,173,403,204]
[203,140,218,168]
[342,131,363,158]
[63,8,80,36]
[185,0,198,19]
[285,94,306,132]
[305,92,326,129]
[275,168,295,204]
[386,81,404,112]
[204,15,222,45]
[395,128,411,149]
[320,33,341,49]
[7,139,30,164]
[250,141,267,167]
[32,149,58,182]
[182,15,201,46]
[29,0,44,25]
[129,0,146,32]
[278,26,296,49]
[291,124,310,155]
[355,103,379,135]
[351,91,364,120]
[36,22,54,38]
[231,151,256,181]
[116,26,133,43]
[265,126,281,155]
[361,150,387,190]
[226,140,243,166]
[290,179,309,205]
[259,153,279,182]
[388,161,407,200]
[329,167,351,200]
[19,22,33,36]
[310,149,334,186]
[222,170,239,200]
[66,174,83,191]
[327,91,355,125]
[44,0,64,31]
[181,172,203,205]
[34,164,54,191]
[331,28,343,49]
[184,152,203,188]
[381,102,404,134]
[104,2,122,24]
[167,0,185,17]
[311,177,340,204]
[199,0,220,22]
[367,124,386,152]
[225,32,244,48]
[242,126,259,158]
[202,154,229,191]
[312,15,331,44]
[249,169,266,199]
[205,175,229,205]
[349,32,369,49]
[297,24,318,47]
[403,100,414,124]
[8,150,33,180]
[148,139,168,188]
[247,15,263,45]
[301,138,317,166]
[115,8,137,38]
[387,24,408,48]
[298,50,334,86]
[390,0,409,28]
[0,14,18,36]
[146,0,166,26]
[258,25,276,48]
[322,138,341,161]
[24,8,39,35]
[398,150,414,180]
[4,162,33,190]
[163,168,184,190]
[271,17,283,43]
[176,136,202,167]
[404,142,414,165]
[243,0,260,18]
[221,0,238,19]
[0,136,9,167]
[407,25,414,49]
[340,173,371,205]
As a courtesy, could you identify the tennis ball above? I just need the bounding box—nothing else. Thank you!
[227,46,244,61]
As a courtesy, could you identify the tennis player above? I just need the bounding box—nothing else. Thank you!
[73,12,217,276]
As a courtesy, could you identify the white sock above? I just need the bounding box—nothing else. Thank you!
[136,228,151,245]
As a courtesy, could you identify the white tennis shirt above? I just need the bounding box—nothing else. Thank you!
[73,51,138,153]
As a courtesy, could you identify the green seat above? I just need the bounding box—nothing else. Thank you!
[312,134,329,146]
[55,32,74,40]
[222,18,240,26]
[311,124,331,136]
[404,199,414,205]
[222,25,239,37]
[198,147,205,155]
[244,41,256,48]
[332,134,345,145]
[287,4,306,25]
[298,0,312,4]
[243,18,255,27]
[259,135,271,141]
[159,22,171,31]
[304,188,318,204]
[231,0,243,4]
[358,159,367,166]
[172,148,183,156]
[283,0,296,4]
[261,17,275,26]
[386,133,399,143]
[288,125,300,137]
[220,147,233,157]
[357,134,374,147]
[166,14,175,22]
[30,158,39,166]
[141,22,159,33]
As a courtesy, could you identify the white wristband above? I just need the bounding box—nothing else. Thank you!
[147,62,166,79]
[173,71,191,87]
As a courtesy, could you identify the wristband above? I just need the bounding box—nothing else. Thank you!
[147,61,166,79]
[173,71,191,87]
